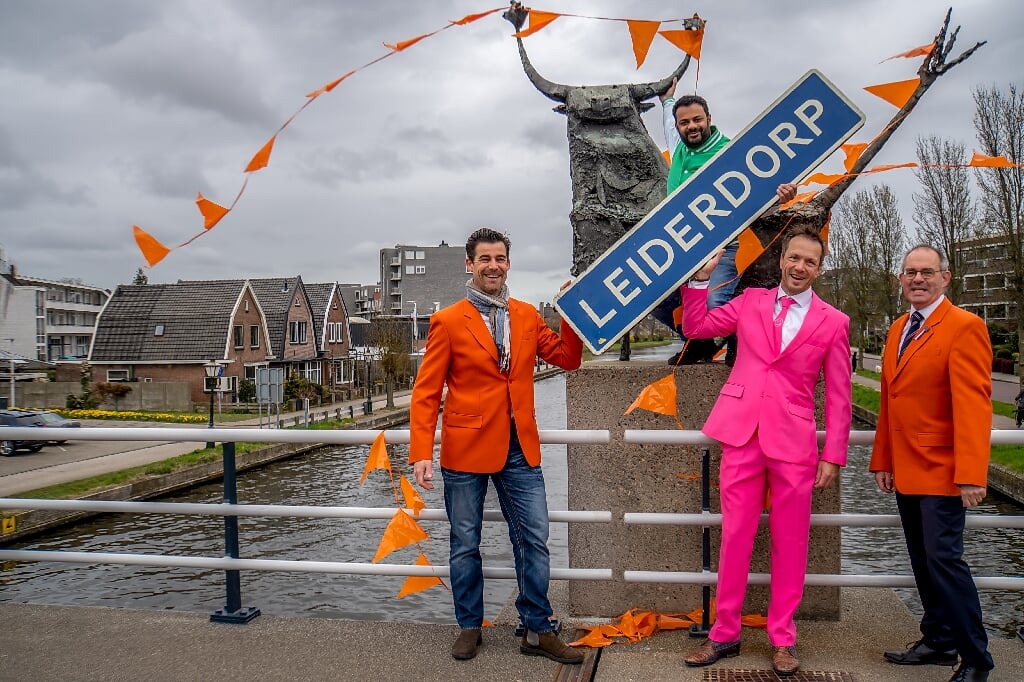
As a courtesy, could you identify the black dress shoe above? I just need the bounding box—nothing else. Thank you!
[948,662,991,681]
[883,639,957,666]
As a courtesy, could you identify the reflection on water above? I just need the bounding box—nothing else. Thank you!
[1,375,1021,636]
[0,377,568,625]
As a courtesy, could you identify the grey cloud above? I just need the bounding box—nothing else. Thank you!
[0,128,90,210]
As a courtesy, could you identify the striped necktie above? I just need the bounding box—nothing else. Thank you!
[898,311,923,359]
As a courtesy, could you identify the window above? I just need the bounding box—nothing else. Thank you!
[405,250,415,259]
[289,320,308,344]
[415,251,425,259]
[250,325,260,348]
[328,322,337,343]
[154,325,164,336]
[233,325,244,349]
[415,265,426,274]
[405,265,415,275]
[107,369,130,382]
[75,336,89,357]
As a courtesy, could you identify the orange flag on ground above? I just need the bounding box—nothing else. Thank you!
[626,20,661,69]
[397,551,445,598]
[400,474,426,517]
[864,78,920,109]
[306,70,355,99]
[881,43,934,62]
[514,10,560,38]
[244,135,276,172]
[195,193,229,230]
[970,152,1017,168]
[133,225,171,267]
[624,373,677,418]
[841,142,868,172]
[742,613,769,628]
[360,432,392,484]
[658,28,704,60]
[735,228,765,276]
[373,509,429,563]
[656,614,694,630]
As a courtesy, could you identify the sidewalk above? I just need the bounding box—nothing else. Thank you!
[851,373,1019,429]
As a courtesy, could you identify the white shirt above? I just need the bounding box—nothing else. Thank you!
[898,295,944,352]
[774,287,813,351]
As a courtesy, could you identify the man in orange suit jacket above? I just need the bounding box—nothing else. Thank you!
[409,228,585,666]
[870,244,995,682]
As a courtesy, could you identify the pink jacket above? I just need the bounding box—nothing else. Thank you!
[682,286,852,466]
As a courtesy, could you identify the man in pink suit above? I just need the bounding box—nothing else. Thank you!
[681,224,852,676]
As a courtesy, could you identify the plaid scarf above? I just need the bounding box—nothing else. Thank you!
[466,280,511,373]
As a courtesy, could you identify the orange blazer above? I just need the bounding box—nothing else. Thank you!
[408,298,582,473]
[869,298,992,495]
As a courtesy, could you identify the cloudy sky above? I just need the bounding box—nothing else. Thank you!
[1,0,1019,306]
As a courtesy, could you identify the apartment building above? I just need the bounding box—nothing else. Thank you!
[956,234,1020,327]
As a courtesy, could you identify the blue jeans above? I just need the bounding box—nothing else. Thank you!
[442,430,554,632]
[708,241,740,310]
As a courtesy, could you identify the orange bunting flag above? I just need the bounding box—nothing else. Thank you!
[970,152,1017,168]
[360,432,392,485]
[306,70,355,99]
[841,142,868,172]
[820,216,831,246]
[373,509,429,563]
[396,551,445,599]
[864,78,920,109]
[625,373,677,418]
[865,162,918,174]
[658,28,704,61]
[881,43,934,62]
[656,614,695,630]
[661,149,671,165]
[802,173,843,187]
[514,10,560,38]
[781,190,819,209]
[195,193,229,231]
[133,225,171,267]
[400,474,426,517]
[626,20,661,69]
[571,628,616,648]
[385,32,432,52]
[244,135,276,173]
[451,8,503,25]
[735,228,765,276]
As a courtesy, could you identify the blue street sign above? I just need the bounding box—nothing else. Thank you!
[555,69,865,354]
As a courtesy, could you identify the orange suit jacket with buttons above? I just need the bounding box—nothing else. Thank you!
[869,297,992,495]
[408,298,582,473]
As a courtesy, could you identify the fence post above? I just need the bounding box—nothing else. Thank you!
[689,446,712,638]
[210,441,260,624]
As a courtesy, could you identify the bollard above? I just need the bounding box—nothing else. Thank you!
[349,405,355,419]
[210,442,260,624]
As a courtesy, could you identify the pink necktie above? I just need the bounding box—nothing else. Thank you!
[774,296,795,353]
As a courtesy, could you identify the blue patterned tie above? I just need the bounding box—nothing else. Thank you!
[898,311,923,360]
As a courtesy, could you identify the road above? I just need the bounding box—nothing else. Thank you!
[861,352,1021,404]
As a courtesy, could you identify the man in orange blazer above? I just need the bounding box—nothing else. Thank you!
[870,244,995,682]
[409,227,584,665]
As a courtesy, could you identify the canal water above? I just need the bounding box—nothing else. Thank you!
[2,373,1022,636]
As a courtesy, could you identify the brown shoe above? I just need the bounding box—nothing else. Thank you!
[772,646,800,677]
[452,628,482,660]
[684,638,741,667]
[520,630,585,665]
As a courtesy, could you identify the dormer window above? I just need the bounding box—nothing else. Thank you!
[154,325,165,336]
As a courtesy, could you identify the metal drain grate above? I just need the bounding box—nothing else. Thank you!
[704,670,855,682]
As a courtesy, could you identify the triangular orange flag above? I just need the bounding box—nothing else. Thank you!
[397,551,445,598]
[970,152,1017,168]
[735,228,765,276]
[658,28,703,61]
[360,432,392,484]
[802,172,844,187]
[450,8,503,25]
[514,10,560,38]
[881,43,934,62]
[625,373,677,418]
[373,509,429,563]
[385,32,432,52]
[133,225,171,267]
[400,474,426,517]
[656,614,694,631]
[864,162,918,174]
[195,193,229,231]
[864,78,920,109]
[571,627,616,648]
[626,20,661,69]
[306,70,355,99]
[841,142,868,172]
[661,149,671,165]
[244,135,276,173]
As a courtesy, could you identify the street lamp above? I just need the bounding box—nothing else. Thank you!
[203,360,220,448]
[408,300,417,353]
[363,350,373,416]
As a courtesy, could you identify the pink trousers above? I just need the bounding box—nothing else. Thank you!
[707,434,816,646]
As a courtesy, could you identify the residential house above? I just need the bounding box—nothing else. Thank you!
[305,282,355,390]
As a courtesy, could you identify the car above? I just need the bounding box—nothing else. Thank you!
[0,410,47,454]
[30,410,82,444]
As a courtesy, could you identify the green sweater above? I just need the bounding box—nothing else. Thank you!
[667,126,729,194]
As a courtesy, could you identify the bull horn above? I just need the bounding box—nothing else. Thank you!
[631,56,692,101]
[515,37,569,103]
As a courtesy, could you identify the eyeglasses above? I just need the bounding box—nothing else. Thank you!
[900,268,944,280]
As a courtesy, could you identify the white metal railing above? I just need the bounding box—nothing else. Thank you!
[624,429,1024,447]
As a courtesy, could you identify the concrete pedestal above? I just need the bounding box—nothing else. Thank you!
[565,361,840,620]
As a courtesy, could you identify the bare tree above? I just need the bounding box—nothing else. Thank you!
[366,318,412,409]
[912,135,977,302]
[825,185,909,347]
[973,83,1024,386]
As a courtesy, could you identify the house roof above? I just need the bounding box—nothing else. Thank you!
[90,282,244,362]
[304,282,335,346]
[247,277,304,356]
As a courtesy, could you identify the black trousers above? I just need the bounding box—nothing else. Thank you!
[895,492,994,671]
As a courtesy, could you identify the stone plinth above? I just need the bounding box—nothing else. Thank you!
[565,361,840,620]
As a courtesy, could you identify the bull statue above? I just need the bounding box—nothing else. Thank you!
[503,2,688,277]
